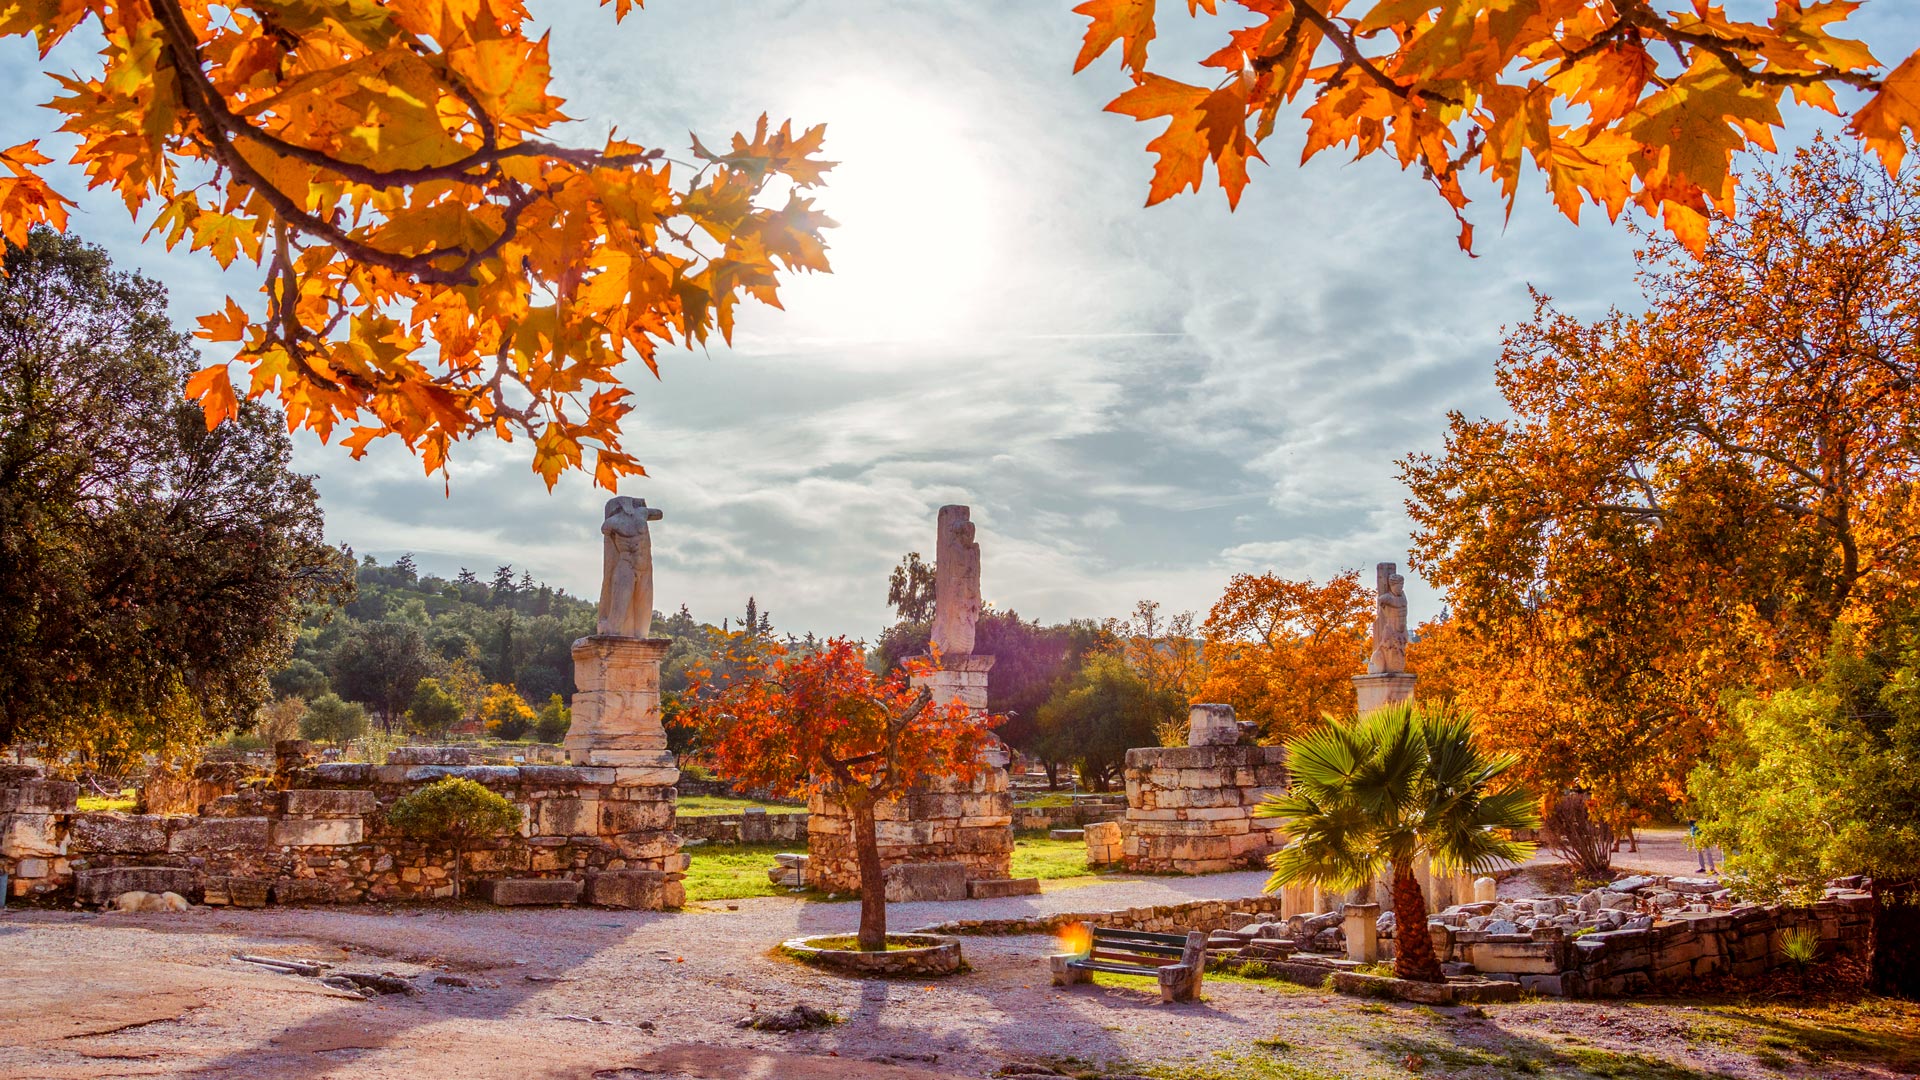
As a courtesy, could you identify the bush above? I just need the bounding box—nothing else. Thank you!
[300,694,369,744]
[533,693,570,743]
[480,684,534,741]
[385,777,522,898]
[1542,789,1613,879]
[406,677,461,738]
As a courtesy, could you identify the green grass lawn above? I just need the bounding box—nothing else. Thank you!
[76,788,137,813]
[685,833,1104,904]
[1011,834,1099,882]
[675,793,803,816]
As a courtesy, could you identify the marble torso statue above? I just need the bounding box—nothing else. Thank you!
[1367,562,1409,675]
[930,504,982,656]
[598,496,664,638]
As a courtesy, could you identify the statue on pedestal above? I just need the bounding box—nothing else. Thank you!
[1367,562,1409,675]
[930,504,982,657]
[597,496,663,639]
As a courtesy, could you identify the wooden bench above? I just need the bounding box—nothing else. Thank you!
[1049,923,1206,1003]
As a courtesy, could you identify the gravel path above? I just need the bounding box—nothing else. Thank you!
[0,856,1907,1080]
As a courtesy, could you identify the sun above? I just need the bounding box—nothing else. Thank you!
[774,77,1001,344]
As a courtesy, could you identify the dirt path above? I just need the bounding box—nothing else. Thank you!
[2,875,1914,1080]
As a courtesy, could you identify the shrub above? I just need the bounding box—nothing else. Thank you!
[405,677,462,739]
[385,777,522,898]
[300,694,369,744]
[481,684,535,741]
[1780,926,1821,970]
[1542,789,1613,879]
[533,693,570,743]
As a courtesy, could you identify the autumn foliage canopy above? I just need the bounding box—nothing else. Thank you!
[0,0,834,488]
[1074,0,1920,251]
[681,639,1000,804]
[1402,137,1920,819]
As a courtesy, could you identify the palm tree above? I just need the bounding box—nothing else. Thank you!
[1255,703,1538,982]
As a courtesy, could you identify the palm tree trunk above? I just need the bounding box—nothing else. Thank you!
[851,793,888,952]
[1391,860,1443,982]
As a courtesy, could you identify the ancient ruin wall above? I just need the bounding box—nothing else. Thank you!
[1120,707,1289,874]
[806,766,1014,894]
[0,745,685,910]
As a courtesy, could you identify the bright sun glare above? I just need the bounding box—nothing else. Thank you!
[779,80,1000,344]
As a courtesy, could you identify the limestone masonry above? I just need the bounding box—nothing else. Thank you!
[0,743,685,909]
[1119,703,1289,874]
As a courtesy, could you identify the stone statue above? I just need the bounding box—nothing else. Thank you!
[930,504,982,656]
[597,496,663,638]
[1367,562,1408,675]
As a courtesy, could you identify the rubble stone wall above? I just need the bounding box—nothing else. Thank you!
[0,745,685,910]
[1120,743,1289,873]
[677,810,807,845]
[1431,892,1876,997]
[806,768,1014,894]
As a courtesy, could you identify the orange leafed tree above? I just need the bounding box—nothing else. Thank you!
[1401,136,1920,820]
[0,1,834,488]
[1072,0,1920,252]
[1197,570,1372,742]
[680,638,1000,950]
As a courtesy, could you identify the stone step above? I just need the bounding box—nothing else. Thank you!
[966,877,1040,899]
[478,878,582,906]
[1048,828,1085,841]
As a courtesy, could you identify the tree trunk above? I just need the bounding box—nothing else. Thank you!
[1043,761,1060,790]
[452,840,464,900]
[1391,860,1443,982]
[1870,878,1920,999]
[851,794,888,952]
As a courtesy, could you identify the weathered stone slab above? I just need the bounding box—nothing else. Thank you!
[283,789,377,817]
[203,876,272,908]
[67,813,167,853]
[479,878,583,906]
[0,813,66,857]
[168,817,270,852]
[75,866,202,904]
[967,877,1040,899]
[386,747,471,766]
[271,818,364,847]
[0,780,79,813]
[586,869,683,910]
[309,763,376,784]
[883,861,969,903]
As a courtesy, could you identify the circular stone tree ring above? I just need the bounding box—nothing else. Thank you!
[780,933,965,977]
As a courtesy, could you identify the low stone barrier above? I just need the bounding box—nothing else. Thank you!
[0,742,685,910]
[1011,797,1127,833]
[677,810,807,845]
[914,894,1292,937]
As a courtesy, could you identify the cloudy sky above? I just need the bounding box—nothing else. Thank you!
[4,2,1916,638]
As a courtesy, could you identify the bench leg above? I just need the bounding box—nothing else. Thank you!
[1160,930,1207,1003]
[1049,954,1091,987]
[1158,963,1201,1003]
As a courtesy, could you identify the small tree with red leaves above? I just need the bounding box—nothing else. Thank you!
[682,638,999,951]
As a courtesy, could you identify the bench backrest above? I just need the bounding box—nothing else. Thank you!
[1087,926,1200,968]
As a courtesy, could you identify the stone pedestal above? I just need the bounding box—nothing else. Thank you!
[565,636,677,777]
[807,653,1022,895]
[1344,902,1382,963]
[1353,672,1417,714]
[561,635,682,908]
[1119,703,1289,874]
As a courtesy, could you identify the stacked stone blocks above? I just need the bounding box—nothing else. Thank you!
[0,745,686,909]
[1119,705,1288,874]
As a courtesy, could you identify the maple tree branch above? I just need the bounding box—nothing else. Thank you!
[1283,1,1463,108]
[150,0,630,291]
[1622,4,1882,92]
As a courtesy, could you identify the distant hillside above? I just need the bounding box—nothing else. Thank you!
[270,555,777,731]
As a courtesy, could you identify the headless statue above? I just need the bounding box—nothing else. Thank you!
[597,496,663,638]
[930,505,982,656]
[1367,563,1409,675]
